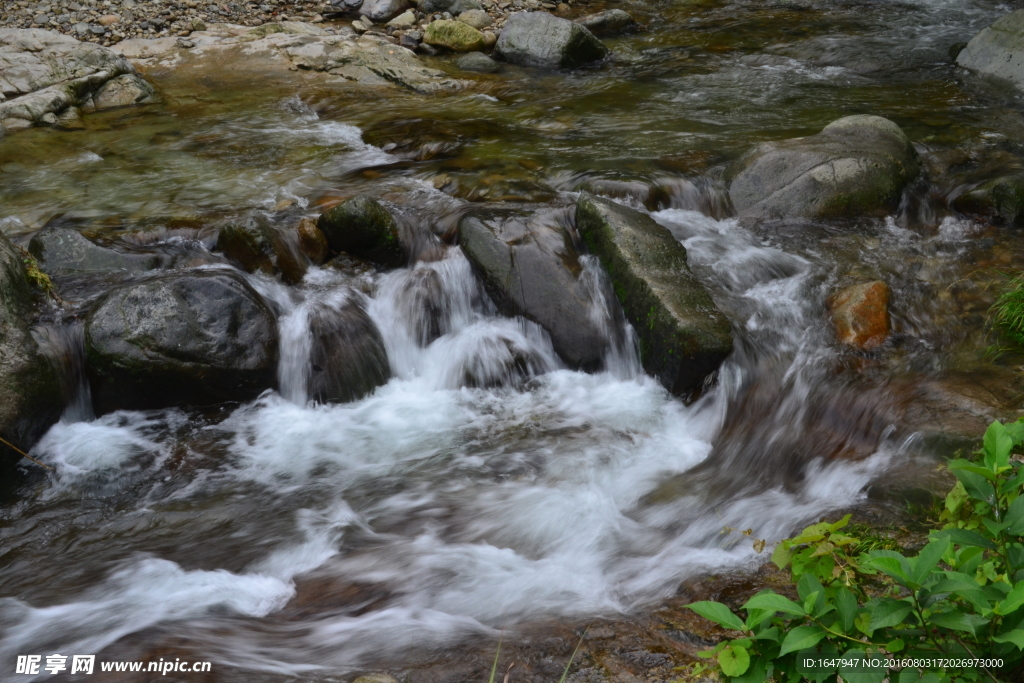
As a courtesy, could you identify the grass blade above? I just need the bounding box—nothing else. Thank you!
[556,628,588,683]
[488,631,503,683]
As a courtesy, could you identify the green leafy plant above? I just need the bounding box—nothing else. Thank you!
[686,418,1024,682]
[992,276,1024,347]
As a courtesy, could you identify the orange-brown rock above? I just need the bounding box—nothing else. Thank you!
[827,280,891,350]
[296,216,329,264]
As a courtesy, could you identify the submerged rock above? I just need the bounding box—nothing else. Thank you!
[494,12,608,68]
[827,281,890,350]
[85,271,279,413]
[215,216,308,285]
[0,232,62,472]
[308,296,390,404]
[456,51,500,73]
[575,193,733,395]
[360,0,409,22]
[423,20,486,53]
[318,195,408,268]
[577,9,636,35]
[956,10,1024,90]
[459,208,608,369]
[728,115,920,220]
[417,0,483,15]
[0,29,154,135]
[29,227,160,276]
[296,217,330,264]
[951,174,1024,226]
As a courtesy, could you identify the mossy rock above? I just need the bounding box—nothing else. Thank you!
[423,20,486,53]
[951,174,1024,226]
[215,216,308,284]
[317,195,408,268]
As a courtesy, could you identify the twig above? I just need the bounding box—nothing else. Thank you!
[0,436,53,470]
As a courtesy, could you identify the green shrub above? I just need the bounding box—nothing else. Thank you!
[686,418,1024,682]
[992,277,1024,347]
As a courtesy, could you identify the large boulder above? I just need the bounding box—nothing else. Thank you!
[458,209,607,370]
[308,296,390,403]
[575,193,733,395]
[317,195,409,268]
[0,232,62,473]
[493,12,608,69]
[956,10,1024,91]
[29,227,160,277]
[85,271,279,413]
[423,20,486,53]
[727,115,920,220]
[215,216,308,285]
[0,29,154,135]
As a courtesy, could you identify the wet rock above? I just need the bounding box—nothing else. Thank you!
[387,10,417,28]
[215,216,308,285]
[575,193,733,395]
[459,208,608,369]
[728,115,920,220]
[296,217,330,264]
[0,29,154,135]
[318,195,408,268]
[417,0,483,16]
[28,227,160,276]
[85,271,279,414]
[423,19,485,52]
[92,73,155,109]
[457,9,493,29]
[951,174,1024,226]
[456,51,499,72]
[826,280,890,350]
[948,41,967,63]
[576,9,635,35]
[0,232,62,473]
[394,268,447,346]
[956,9,1024,91]
[494,12,608,68]
[361,0,409,23]
[308,295,390,403]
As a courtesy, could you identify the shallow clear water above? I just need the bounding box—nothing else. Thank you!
[2,0,1024,678]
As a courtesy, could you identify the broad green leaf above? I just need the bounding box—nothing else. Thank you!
[945,481,969,515]
[730,655,767,683]
[898,668,921,683]
[998,582,1024,615]
[1006,496,1024,535]
[926,610,988,635]
[752,626,780,642]
[868,598,913,630]
[949,462,1000,482]
[744,607,773,630]
[686,601,745,631]
[841,649,886,683]
[886,638,904,652]
[910,538,950,586]
[742,591,805,617]
[984,420,1013,471]
[867,552,912,585]
[993,629,1024,649]
[828,514,852,532]
[772,542,794,569]
[834,587,858,633]
[1004,418,1024,446]
[948,463,996,503]
[854,611,873,636]
[930,528,996,550]
[718,643,750,677]
[778,624,827,656]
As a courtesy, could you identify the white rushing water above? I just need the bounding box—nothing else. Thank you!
[0,204,918,680]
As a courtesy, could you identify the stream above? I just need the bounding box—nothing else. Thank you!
[2,0,1024,679]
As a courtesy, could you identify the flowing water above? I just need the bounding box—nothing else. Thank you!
[2,0,1024,678]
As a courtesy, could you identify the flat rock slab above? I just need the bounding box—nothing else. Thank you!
[0,28,154,135]
[957,9,1024,90]
[575,193,733,396]
[115,22,468,95]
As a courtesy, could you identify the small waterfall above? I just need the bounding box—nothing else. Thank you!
[33,320,94,423]
[578,255,643,379]
[277,303,312,405]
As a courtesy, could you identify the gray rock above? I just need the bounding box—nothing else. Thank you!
[576,9,635,35]
[29,227,160,276]
[417,0,482,17]
[215,216,308,285]
[317,195,409,268]
[494,11,607,69]
[957,9,1024,90]
[456,50,499,72]
[727,115,920,220]
[459,208,607,370]
[93,73,155,109]
[951,173,1024,226]
[0,29,154,135]
[361,0,408,22]
[457,9,492,29]
[85,271,279,414]
[308,296,390,403]
[0,231,62,473]
[575,193,733,395]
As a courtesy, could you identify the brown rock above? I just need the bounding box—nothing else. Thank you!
[296,217,329,264]
[827,280,890,350]
[98,14,120,25]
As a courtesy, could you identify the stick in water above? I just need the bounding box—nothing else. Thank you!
[0,436,53,470]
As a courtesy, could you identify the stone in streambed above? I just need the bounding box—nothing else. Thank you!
[360,0,409,23]
[85,271,279,414]
[215,216,308,284]
[308,296,390,403]
[456,51,499,73]
[457,9,492,30]
[92,73,155,109]
[296,217,330,264]
[951,174,1024,226]
[317,196,408,268]
[417,0,482,16]
[29,227,160,276]
[827,281,890,350]
[0,231,62,473]
[727,115,919,220]
[494,12,607,69]
[459,208,608,370]
[956,9,1024,91]
[387,10,417,27]
[575,192,733,395]
[423,20,485,53]
[577,9,635,35]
